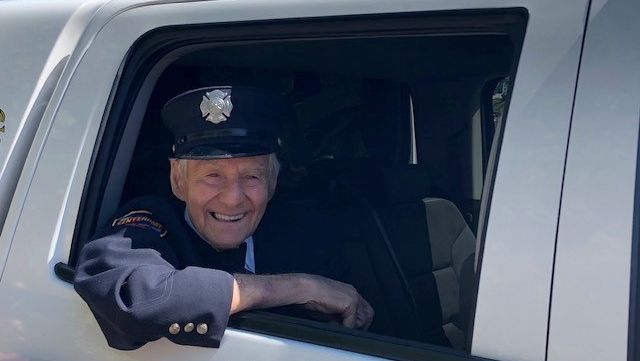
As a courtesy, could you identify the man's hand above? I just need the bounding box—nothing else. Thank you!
[231,273,374,330]
[296,274,374,330]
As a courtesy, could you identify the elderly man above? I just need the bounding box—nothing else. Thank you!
[74,86,374,350]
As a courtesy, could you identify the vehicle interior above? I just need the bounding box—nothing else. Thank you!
[68,11,523,355]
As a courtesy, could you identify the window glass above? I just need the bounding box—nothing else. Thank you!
[124,36,515,349]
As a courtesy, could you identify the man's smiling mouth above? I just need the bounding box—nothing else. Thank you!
[210,212,246,222]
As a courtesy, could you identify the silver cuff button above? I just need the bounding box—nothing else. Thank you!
[184,322,195,333]
[196,323,208,334]
[168,323,180,335]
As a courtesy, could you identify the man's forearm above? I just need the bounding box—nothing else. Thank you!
[230,273,307,314]
[229,272,374,330]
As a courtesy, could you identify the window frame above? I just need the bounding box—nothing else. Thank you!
[55,9,527,360]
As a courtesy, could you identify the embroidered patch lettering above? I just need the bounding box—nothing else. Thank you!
[112,210,167,237]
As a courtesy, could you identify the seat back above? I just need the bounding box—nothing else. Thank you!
[340,165,476,348]
[420,198,476,348]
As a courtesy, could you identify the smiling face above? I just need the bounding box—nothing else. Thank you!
[170,155,276,250]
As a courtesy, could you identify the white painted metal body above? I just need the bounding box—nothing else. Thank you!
[0,0,637,360]
[547,1,640,360]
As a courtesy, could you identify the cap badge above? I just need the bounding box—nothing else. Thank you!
[200,89,233,124]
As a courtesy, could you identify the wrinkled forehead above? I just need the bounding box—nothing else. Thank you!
[185,155,270,174]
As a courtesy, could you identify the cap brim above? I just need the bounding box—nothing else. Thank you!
[176,142,276,159]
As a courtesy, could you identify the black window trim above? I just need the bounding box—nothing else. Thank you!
[628,110,640,361]
[229,311,495,361]
[55,8,528,361]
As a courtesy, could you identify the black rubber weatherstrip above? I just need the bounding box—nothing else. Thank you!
[229,311,496,361]
[55,262,75,284]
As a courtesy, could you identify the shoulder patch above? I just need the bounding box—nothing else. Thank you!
[112,210,167,237]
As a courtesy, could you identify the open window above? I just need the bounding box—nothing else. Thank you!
[58,9,526,360]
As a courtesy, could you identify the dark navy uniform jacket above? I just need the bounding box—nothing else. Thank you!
[74,196,346,350]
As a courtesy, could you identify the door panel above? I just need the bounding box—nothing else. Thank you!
[0,1,102,274]
[548,1,640,360]
[0,0,587,360]
[472,1,590,360]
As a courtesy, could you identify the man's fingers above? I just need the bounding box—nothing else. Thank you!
[362,298,376,330]
[299,274,375,330]
[353,296,374,330]
[341,305,357,328]
[344,295,374,330]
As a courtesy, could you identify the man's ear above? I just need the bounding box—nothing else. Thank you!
[169,159,186,201]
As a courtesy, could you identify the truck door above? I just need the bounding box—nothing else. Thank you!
[548,1,640,360]
[0,1,591,360]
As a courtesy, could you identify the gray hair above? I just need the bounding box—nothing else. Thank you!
[174,153,280,195]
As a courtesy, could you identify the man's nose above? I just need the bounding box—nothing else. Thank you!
[217,179,245,206]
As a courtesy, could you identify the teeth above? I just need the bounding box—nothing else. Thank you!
[212,212,245,221]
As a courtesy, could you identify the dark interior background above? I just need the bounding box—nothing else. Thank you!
[109,27,519,351]
[121,33,514,231]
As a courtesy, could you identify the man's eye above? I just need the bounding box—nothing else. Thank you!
[242,174,265,183]
[202,173,222,184]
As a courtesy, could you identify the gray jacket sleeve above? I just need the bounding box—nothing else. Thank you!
[74,223,234,350]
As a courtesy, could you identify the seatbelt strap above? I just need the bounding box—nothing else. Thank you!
[341,181,421,320]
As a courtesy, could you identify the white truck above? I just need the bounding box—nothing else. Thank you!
[0,0,639,360]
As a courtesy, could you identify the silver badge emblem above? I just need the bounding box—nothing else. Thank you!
[200,89,233,124]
